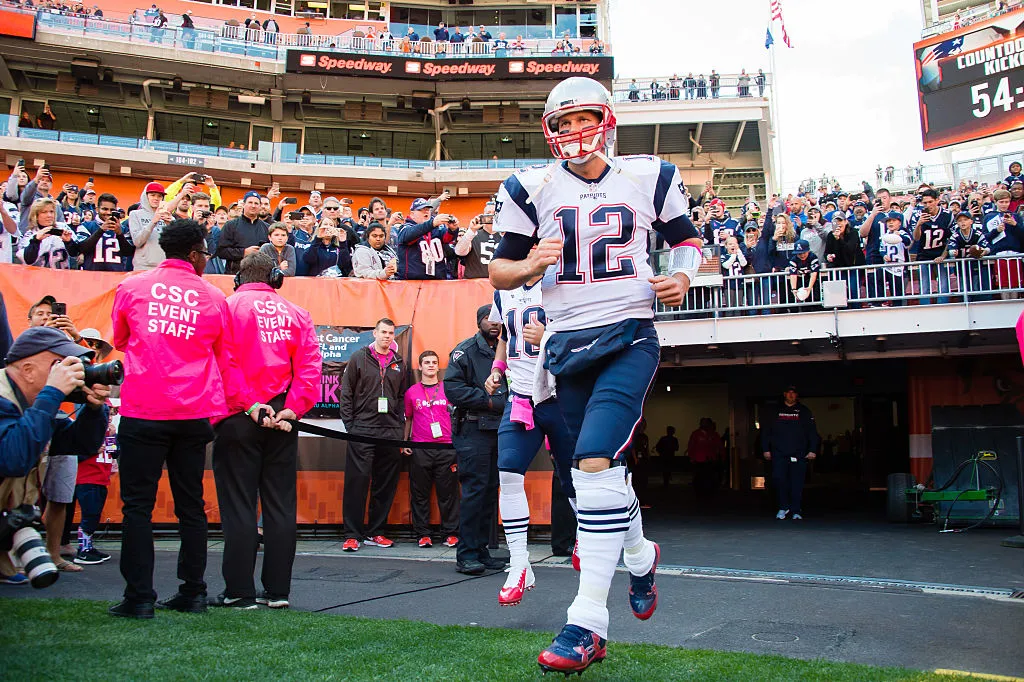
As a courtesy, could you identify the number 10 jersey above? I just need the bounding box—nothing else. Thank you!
[493,156,697,333]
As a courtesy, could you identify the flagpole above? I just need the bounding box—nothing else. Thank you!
[769,41,783,197]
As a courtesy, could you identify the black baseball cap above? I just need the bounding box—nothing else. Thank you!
[784,385,798,393]
[6,327,94,364]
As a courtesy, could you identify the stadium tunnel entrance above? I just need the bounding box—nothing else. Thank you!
[637,358,912,520]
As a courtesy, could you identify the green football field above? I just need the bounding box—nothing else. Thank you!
[0,598,972,681]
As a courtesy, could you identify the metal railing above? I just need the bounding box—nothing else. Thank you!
[0,114,551,170]
[9,4,611,61]
[652,255,1024,319]
[613,75,770,103]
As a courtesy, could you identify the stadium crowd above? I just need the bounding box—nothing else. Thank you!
[4,161,1024,313]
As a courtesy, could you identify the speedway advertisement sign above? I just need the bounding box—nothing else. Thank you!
[914,8,1024,150]
[286,50,613,81]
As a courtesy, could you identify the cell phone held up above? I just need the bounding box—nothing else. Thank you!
[479,213,493,225]
[51,302,67,317]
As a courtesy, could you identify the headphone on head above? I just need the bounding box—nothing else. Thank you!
[233,266,284,291]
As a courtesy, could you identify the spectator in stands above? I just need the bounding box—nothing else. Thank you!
[667,74,680,100]
[720,235,748,309]
[824,213,863,302]
[394,198,459,280]
[307,190,323,220]
[22,198,73,269]
[454,202,501,279]
[18,111,33,129]
[322,197,358,244]
[217,191,268,274]
[296,22,311,36]
[1010,181,1024,213]
[628,79,639,101]
[880,215,911,304]
[697,74,708,99]
[858,189,894,300]
[58,183,82,218]
[433,21,449,42]
[799,207,830,262]
[36,103,56,131]
[150,8,168,43]
[259,223,296,277]
[910,188,953,304]
[589,39,604,54]
[7,165,65,232]
[406,26,419,41]
[948,210,992,296]
[129,182,171,271]
[451,26,465,44]
[705,198,738,247]
[984,189,1022,291]
[756,69,766,97]
[262,16,280,43]
[768,212,797,273]
[74,192,132,272]
[1006,162,1024,188]
[478,25,491,41]
[180,10,196,49]
[787,240,821,305]
[352,222,397,279]
[683,73,696,100]
[493,32,509,56]
[303,218,351,277]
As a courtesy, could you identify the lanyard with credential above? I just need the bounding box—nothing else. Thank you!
[423,382,444,440]
[376,354,390,414]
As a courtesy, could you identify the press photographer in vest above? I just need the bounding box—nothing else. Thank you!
[209,252,321,610]
[0,327,111,583]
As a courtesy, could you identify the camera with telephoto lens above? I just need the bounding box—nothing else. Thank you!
[67,359,124,403]
[0,505,58,588]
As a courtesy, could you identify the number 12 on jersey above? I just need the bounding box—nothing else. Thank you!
[554,204,637,284]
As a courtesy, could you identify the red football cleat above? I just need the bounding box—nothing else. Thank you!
[628,542,660,620]
[418,536,432,548]
[342,539,359,552]
[537,624,607,675]
[498,565,535,607]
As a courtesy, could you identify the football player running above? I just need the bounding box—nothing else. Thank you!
[485,278,578,608]
[489,77,703,675]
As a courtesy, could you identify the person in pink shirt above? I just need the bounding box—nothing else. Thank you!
[402,350,458,549]
[109,218,233,620]
[210,252,322,610]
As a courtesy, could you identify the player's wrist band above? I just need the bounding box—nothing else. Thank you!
[667,242,702,283]
[491,361,508,374]
[245,402,260,416]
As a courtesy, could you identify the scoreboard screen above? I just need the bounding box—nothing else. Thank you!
[914,9,1024,150]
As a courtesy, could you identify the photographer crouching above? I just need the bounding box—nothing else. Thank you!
[0,327,112,586]
[209,253,321,610]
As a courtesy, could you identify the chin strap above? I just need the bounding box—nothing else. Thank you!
[667,242,703,284]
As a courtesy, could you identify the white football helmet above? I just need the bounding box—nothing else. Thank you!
[542,77,616,165]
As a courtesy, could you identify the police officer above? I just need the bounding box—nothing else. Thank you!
[444,305,508,575]
[761,385,820,521]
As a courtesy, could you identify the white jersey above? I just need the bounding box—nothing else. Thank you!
[494,155,694,332]
[489,283,545,397]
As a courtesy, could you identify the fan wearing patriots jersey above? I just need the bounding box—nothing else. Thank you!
[948,210,992,295]
[908,189,952,304]
[488,77,703,676]
[74,193,134,272]
[486,282,577,608]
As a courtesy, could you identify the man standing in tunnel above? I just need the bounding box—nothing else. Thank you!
[761,385,819,520]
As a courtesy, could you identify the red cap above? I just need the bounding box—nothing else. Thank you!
[144,182,166,195]
[709,198,726,208]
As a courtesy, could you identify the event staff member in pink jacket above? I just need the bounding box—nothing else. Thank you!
[109,219,233,620]
[210,252,321,610]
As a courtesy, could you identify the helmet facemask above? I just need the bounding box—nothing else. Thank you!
[543,103,616,165]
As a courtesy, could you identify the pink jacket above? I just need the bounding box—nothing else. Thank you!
[222,283,322,419]
[112,259,232,420]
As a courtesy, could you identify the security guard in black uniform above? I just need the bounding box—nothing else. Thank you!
[761,385,820,520]
[444,305,509,575]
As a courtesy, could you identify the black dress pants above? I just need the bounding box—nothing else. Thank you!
[342,427,402,540]
[212,396,298,599]
[117,417,214,603]
[408,446,459,538]
[454,421,499,564]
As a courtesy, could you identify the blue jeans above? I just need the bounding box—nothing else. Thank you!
[554,321,660,464]
[75,483,108,536]
[498,396,577,499]
[919,260,950,304]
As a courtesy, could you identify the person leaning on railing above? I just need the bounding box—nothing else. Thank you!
[984,189,1023,292]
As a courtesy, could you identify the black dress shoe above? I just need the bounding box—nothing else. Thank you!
[481,555,508,571]
[109,599,154,619]
[157,592,208,613]
[455,560,486,575]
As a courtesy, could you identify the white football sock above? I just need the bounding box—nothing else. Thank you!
[499,472,530,568]
[622,474,656,576]
[565,466,629,640]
